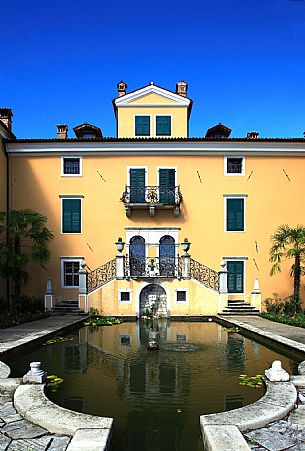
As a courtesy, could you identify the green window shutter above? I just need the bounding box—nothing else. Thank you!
[135,116,150,136]
[159,169,175,204]
[226,198,244,231]
[62,199,81,233]
[129,168,146,203]
[156,116,171,136]
[227,261,244,293]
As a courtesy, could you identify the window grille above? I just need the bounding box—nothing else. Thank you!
[64,261,80,287]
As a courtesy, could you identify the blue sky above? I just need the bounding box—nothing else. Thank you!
[1,0,305,138]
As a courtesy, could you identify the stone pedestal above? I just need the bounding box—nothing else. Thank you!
[116,253,125,279]
[23,362,47,384]
[181,253,191,279]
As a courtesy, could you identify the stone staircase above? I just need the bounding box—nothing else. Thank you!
[219,299,260,316]
[51,300,85,315]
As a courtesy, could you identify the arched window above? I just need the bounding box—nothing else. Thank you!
[129,236,146,276]
[159,235,175,277]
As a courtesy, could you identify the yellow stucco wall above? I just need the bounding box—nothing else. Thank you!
[0,140,7,301]
[88,278,219,316]
[8,151,305,308]
[117,92,189,138]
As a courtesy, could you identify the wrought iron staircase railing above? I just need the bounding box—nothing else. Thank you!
[87,258,116,293]
[190,258,219,292]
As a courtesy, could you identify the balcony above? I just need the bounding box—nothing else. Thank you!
[125,256,181,279]
[121,186,183,217]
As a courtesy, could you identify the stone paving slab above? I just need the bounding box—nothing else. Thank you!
[1,419,48,439]
[6,436,52,450]
[0,316,85,357]
[0,432,11,450]
[245,428,298,451]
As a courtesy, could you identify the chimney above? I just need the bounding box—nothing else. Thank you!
[117,81,127,97]
[176,80,188,97]
[57,124,68,139]
[0,108,13,131]
[247,131,259,139]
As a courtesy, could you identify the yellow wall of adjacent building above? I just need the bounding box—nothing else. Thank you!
[9,152,305,306]
[117,93,189,138]
[0,140,7,301]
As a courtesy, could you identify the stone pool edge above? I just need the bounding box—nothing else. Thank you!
[0,359,113,451]
[14,384,114,450]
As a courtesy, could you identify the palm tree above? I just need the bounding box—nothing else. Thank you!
[270,224,305,307]
[0,210,54,310]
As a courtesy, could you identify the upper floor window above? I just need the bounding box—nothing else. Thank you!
[135,116,150,136]
[225,196,246,232]
[225,157,245,176]
[62,157,82,176]
[61,198,82,233]
[156,116,171,136]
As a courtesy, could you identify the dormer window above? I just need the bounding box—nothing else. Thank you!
[83,133,94,139]
[73,122,103,139]
[156,116,171,136]
[135,116,150,136]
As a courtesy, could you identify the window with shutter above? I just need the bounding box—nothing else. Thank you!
[226,198,244,231]
[129,168,146,203]
[62,199,81,233]
[135,116,150,136]
[227,261,244,293]
[159,168,175,204]
[156,116,171,136]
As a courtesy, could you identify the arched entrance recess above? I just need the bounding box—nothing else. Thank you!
[139,284,167,317]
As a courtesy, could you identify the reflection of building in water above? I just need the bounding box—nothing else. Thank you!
[225,394,244,411]
[226,332,245,372]
[64,396,84,412]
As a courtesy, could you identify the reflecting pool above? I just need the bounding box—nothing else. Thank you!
[9,321,302,451]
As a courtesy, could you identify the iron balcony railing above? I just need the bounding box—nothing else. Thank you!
[125,256,181,278]
[121,186,183,206]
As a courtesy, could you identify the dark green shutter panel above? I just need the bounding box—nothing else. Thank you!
[159,169,175,204]
[227,199,244,231]
[156,116,171,136]
[63,199,81,233]
[135,116,150,136]
[129,168,146,203]
[227,261,244,293]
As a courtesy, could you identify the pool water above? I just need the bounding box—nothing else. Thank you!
[9,320,301,451]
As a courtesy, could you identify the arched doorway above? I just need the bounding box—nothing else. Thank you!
[139,284,167,317]
[129,236,146,276]
[159,235,175,277]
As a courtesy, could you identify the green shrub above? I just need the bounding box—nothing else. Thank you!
[0,311,49,329]
[264,292,300,316]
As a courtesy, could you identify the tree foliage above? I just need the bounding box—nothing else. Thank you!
[269,224,305,307]
[0,210,54,307]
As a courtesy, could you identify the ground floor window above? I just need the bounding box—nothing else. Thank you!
[175,289,188,303]
[227,261,244,293]
[119,289,132,304]
[61,258,83,288]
